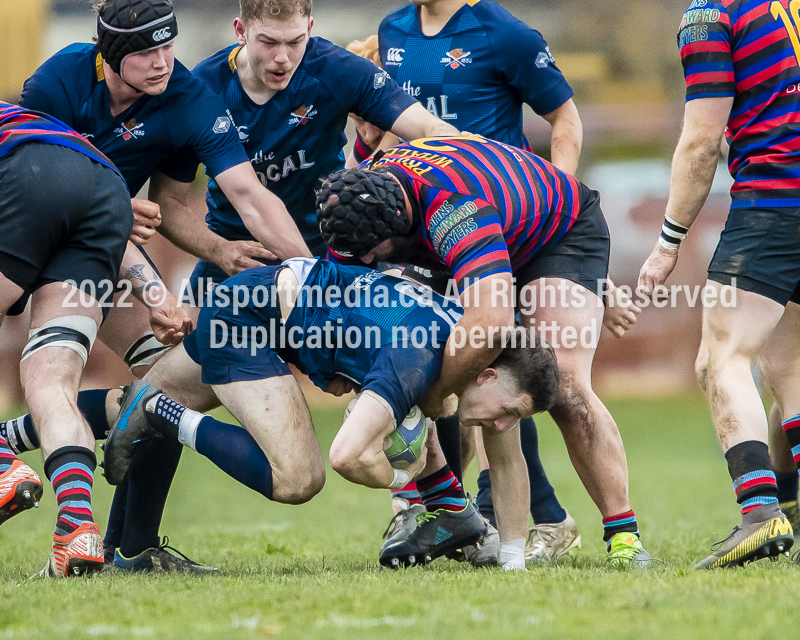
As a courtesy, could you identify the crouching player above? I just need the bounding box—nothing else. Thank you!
[101,258,559,569]
[0,102,191,577]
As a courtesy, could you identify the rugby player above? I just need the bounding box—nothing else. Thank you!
[317,136,651,568]
[0,102,190,576]
[376,0,586,564]
[96,258,558,569]
[183,0,460,291]
[16,0,312,572]
[638,0,800,568]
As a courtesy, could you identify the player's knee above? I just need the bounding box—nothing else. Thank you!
[549,374,591,429]
[274,468,325,505]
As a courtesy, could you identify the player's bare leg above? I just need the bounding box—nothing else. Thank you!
[21,282,104,577]
[519,278,645,566]
[694,283,792,568]
[0,273,44,528]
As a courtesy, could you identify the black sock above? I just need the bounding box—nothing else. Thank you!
[725,441,778,514]
[776,469,799,504]
[475,469,496,528]
[436,413,462,483]
[118,437,183,558]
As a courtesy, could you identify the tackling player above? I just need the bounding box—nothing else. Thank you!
[0,102,188,576]
[352,0,589,564]
[99,258,558,569]
[638,0,799,567]
[16,0,312,573]
[317,136,652,568]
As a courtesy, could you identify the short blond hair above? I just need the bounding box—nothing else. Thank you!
[346,35,381,67]
[239,0,312,22]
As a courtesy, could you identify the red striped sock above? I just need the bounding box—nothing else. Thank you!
[417,465,468,512]
[391,482,421,505]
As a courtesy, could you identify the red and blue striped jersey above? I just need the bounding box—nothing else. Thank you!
[679,0,800,208]
[369,136,581,291]
[0,101,121,179]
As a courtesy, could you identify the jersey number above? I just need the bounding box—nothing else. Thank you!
[771,0,800,66]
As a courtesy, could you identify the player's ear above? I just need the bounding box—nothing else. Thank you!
[308,16,314,36]
[476,368,498,386]
[233,18,246,45]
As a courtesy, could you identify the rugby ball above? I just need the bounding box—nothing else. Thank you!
[344,395,429,469]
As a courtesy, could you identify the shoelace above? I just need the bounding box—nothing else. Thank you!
[153,536,201,566]
[414,511,439,527]
[710,526,740,551]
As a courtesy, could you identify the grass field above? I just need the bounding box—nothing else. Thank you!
[0,392,795,639]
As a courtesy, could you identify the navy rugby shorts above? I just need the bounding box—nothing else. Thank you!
[708,206,800,306]
[183,266,290,384]
[0,143,132,316]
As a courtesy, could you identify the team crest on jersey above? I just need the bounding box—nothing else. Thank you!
[374,70,390,89]
[441,48,472,69]
[115,118,145,141]
[289,105,317,127]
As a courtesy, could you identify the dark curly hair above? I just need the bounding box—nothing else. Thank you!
[316,168,410,257]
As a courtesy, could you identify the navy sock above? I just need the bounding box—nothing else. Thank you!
[776,469,800,504]
[475,469,496,528]
[118,437,182,558]
[520,417,566,525]
[104,478,128,553]
[435,413,462,484]
[194,416,273,499]
[77,389,112,440]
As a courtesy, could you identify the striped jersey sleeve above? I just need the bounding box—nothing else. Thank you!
[679,1,735,100]
[421,189,511,292]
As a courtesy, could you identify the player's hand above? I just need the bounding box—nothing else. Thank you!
[130,198,162,245]
[638,244,679,300]
[603,284,641,338]
[147,291,194,345]
[216,240,277,276]
[325,376,360,397]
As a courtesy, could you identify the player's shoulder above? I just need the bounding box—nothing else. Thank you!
[301,37,380,83]
[469,1,543,39]
[36,42,98,78]
[379,3,417,34]
[193,44,239,92]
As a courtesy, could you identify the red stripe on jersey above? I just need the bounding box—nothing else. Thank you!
[741,110,800,136]
[681,41,732,57]
[485,144,529,229]
[737,56,797,92]
[731,177,800,191]
[444,139,501,206]
[452,249,509,284]
[424,190,452,226]
[687,71,736,86]
[734,29,788,62]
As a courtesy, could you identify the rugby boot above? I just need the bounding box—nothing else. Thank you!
[0,459,42,526]
[607,532,652,569]
[695,503,793,569]
[380,501,486,569]
[40,522,104,578]
[113,537,219,574]
[103,381,162,485]
[381,503,425,557]
[463,518,500,567]
[779,500,800,547]
[525,510,582,564]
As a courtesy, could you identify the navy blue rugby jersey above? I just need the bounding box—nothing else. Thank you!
[192,37,415,255]
[378,0,573,149]
[19,43,248,195]
[282,258,462,422]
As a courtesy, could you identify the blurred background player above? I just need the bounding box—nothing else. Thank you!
[346,0,585,564]
[13,0,312,573]
[638,0,800,568]
[0,102,188,576]
[318,136,651,568]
